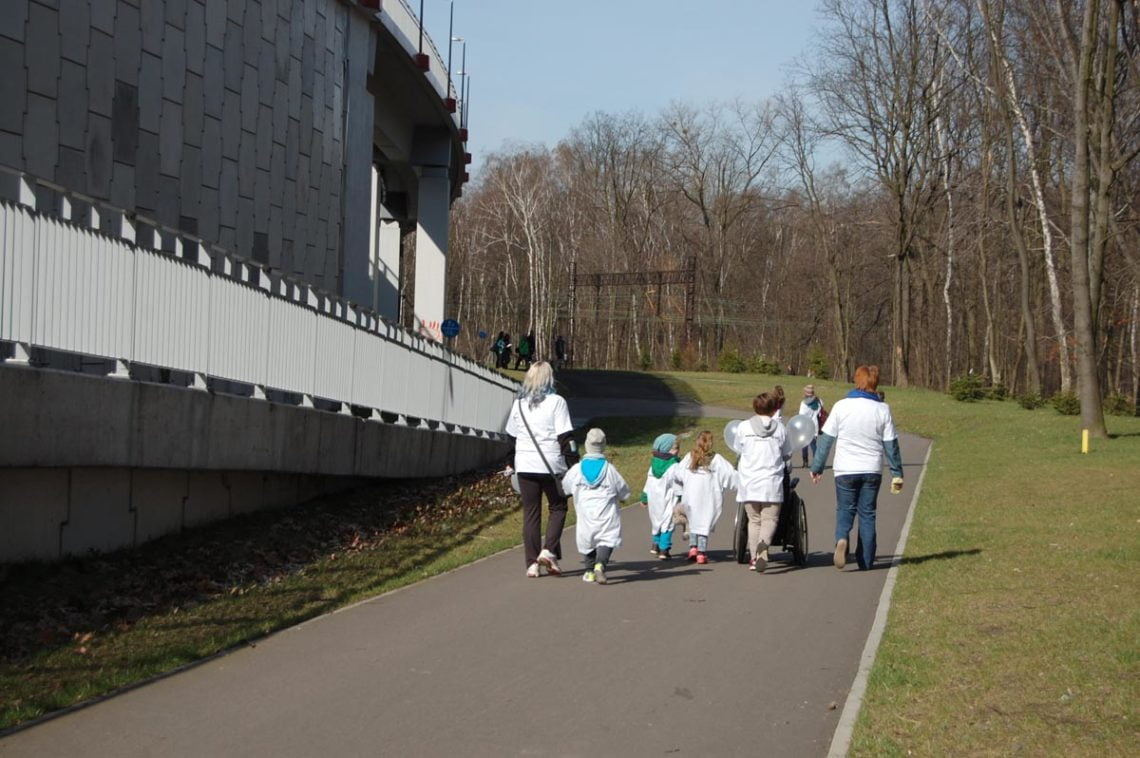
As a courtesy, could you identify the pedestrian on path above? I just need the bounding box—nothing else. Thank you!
[773,385,787,421]
[798,384,826,468]
[504,361,577,578]
[514,332,534,370]
[663,431,737,565]
[639,432,682,560]
[810,365,904,571]
[562,428,630,584]
[733,392,787,572]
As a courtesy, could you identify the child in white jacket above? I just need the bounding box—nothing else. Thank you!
[562,428,631,584]
[734,392,787,572]
[662,430,737,564]
[639,433,682,560]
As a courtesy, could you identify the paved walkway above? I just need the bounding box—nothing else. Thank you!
[3,386,929,757]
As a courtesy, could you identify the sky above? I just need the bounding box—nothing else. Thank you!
[419,0,823,174]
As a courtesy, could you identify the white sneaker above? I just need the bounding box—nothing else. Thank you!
[538,549,562,576]
[526,562,540,578]
[754,541,768,572]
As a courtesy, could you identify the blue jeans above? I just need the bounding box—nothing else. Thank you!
[834,473,882,570]
[801,437,818,467]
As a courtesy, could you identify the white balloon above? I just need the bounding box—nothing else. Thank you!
[723,420,742,453]
[782,413,815,455]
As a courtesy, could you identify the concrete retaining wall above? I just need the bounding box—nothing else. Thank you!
[0,364,512,562]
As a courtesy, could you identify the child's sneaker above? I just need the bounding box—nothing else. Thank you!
[658,550,670,561]
[526,562,540,578]
[594,562,607,585]
[695,552,708,565]
[649,545,659,556]
[754,541,768,572]
[582,570,596,583]
[538,549,562,576]
[687,546,699,561]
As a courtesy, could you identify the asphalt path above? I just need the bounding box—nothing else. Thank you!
[3,383,929,757]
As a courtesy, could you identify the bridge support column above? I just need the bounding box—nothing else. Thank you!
[413,166,449,341]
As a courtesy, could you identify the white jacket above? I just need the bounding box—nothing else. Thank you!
[562,458,631,553]
[663,453,737,535]
[734,415,786,503]
[642,461,682,534]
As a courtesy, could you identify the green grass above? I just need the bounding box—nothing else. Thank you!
[644,370,1140,756]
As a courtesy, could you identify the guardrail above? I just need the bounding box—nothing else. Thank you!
[365,0,460,118]
[0,174,516,437]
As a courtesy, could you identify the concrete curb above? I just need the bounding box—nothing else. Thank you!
[826,441,935,757]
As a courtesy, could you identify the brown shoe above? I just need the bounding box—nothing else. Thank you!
[834,538,847,570]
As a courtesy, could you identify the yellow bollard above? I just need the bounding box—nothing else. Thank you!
[1081,429,1089,454]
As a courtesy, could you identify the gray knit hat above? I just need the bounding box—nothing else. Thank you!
[585,428,607,455]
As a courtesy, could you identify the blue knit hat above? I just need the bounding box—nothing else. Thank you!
[652,433,677,454]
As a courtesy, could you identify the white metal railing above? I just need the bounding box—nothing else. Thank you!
[0,191,517,437]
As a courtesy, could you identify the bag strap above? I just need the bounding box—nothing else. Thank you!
[517,399,559,478]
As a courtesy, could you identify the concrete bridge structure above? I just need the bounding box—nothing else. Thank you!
[0,0,515,562]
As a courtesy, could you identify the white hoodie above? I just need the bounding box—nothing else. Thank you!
[734,415,787,503]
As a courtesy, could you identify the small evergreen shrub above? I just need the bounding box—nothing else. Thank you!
[1103,393,1136,417]
[987,382,1009,401]
[639,349,653,371]
[1017,392,1045,410]
[807,346,831,380]
[750,356,781,375]
[717,348,747,373]
[1051,391,1080,416]
[949,374,986,402]
[697,360,709,372]
[670,347,683,370]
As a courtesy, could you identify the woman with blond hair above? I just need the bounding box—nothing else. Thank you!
[662,431,736,564]
[504,361,578,578]
[810,365,904,571]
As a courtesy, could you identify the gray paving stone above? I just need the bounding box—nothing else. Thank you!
[90,0,115,35]
[201,115,222,188]
[289,7,304,54]
[86,113,113,198]
[302,0,316,38]
[205,0,226,49]
[0,0,27,43]
[272,81,287,145]
[218,157,238,226]
[56,146,87,194]
[240,64,258,132]
[298,95,313,155]
[260,0,277,42]
[140,0,164,55]
[221,88,240,159]
[294,154,310,201]
[134,130,160,211]
[183,72,204,147]
[242,4,260,59]
[275,15,290,82]
[156,174,181,227]
[310,72,325,129]
[179,145,202,216]
[186,1,205,75]
[88,30,115,117]
[59,0,90,64]
[25,3,61,98]
[223,20,242,92]
[256,104,272,169]
[111,81,139,165]
[166,0,188,30]
[162,24,187,101]
[287,57,302,122]
[254,168,270,225]
[257,39,275,104]
[114,2,142,84]
[203,44,224,117]
[23,92,58,179]
[138,52,162,133]
[301,35,315,92]
[237,130,255,196]
[158,100,183,177]
[270,142,285,199]
[110,160,136,210]
[225,0,244,24]
[0,38,27,134]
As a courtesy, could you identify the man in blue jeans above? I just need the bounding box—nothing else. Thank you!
[809,365,904,570]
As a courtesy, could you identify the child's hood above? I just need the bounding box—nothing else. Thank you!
[581,455,608,486]
[650,452,680,479]
[749,415,779,438]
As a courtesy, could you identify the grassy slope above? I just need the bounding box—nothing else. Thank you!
[654,371,1140,756]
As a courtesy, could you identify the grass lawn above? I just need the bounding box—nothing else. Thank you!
[0,412,713,733]
[653,370,1140,756]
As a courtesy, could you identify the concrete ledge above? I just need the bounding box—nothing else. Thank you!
[0,363,510,476]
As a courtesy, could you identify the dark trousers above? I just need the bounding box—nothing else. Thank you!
[519,473,568,566]
[584,545,614,568]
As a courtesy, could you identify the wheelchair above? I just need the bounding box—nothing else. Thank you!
[732,468,808,566]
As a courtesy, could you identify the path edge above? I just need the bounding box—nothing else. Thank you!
[826,441,934,757]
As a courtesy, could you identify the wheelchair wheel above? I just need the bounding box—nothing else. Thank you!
[791,495,808,566]
[732,501,749,564]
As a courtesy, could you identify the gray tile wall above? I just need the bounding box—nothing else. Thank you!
[2,0,354,294]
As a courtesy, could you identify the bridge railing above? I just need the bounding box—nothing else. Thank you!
[367,0,460,114]
[0,173,516,437]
